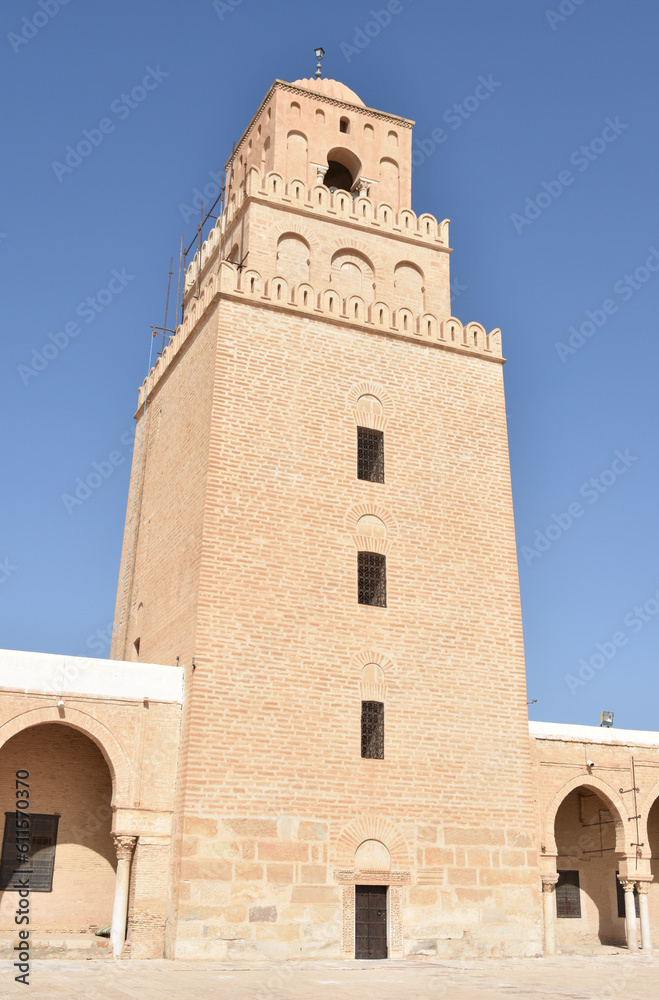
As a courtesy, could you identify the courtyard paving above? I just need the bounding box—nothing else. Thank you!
[0,955,657,1000]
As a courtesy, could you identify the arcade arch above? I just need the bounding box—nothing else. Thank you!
[540,779,648,953]
[0,723,115,934]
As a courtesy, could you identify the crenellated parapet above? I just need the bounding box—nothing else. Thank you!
[183,166,449,292]
[138,259,502,408]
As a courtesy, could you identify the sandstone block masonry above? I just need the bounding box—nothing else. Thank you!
[110,76,540,960]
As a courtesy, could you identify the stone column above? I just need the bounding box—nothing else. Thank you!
[636,881,652,953]
[620,879,639,953]
[542,876,559,956]
[111,835,137,959]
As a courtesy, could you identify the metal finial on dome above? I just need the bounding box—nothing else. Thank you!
[314,47,325,79]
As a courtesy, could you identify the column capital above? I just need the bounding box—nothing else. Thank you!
[619,878,637,893]
[112,834,138,861]
[541,875,559,891]
[636,879,653,894]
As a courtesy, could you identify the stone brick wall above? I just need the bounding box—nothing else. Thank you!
[112,307,219,667]
[115,285,539,958]
[112,76,540,960]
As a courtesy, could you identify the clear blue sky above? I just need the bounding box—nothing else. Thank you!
[2,0,658,730]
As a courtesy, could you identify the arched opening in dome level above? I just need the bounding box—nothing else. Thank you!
[324,147,362,194]
[324,161,353,193]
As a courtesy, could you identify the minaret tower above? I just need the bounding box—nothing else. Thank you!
[113,73,540,960]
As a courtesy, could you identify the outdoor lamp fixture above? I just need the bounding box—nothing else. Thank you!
[600,710,614,727]
[315,47,325,78]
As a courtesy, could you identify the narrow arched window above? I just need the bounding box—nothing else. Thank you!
[361,701,384,758]
[357,428,384,483]
[358,552,386,607]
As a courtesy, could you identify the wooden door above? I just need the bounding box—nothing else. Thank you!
[355,885,388,959]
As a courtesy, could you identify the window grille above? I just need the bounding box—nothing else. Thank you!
[616,872,640,918]
[556,870,581,918]
[361,701,384,759]
[357,427,384,483]
[358,552,386,607]
[0,813,59,892]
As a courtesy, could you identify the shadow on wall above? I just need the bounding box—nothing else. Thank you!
[0,723,115,932]
[554,787,626,948]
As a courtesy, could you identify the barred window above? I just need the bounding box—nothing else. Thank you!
[358,552,386,607]
[616,873,640,918]
[357,427,384,483]
[361,701,384,759]
[0,813,59,892]
[556,870,581,918]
